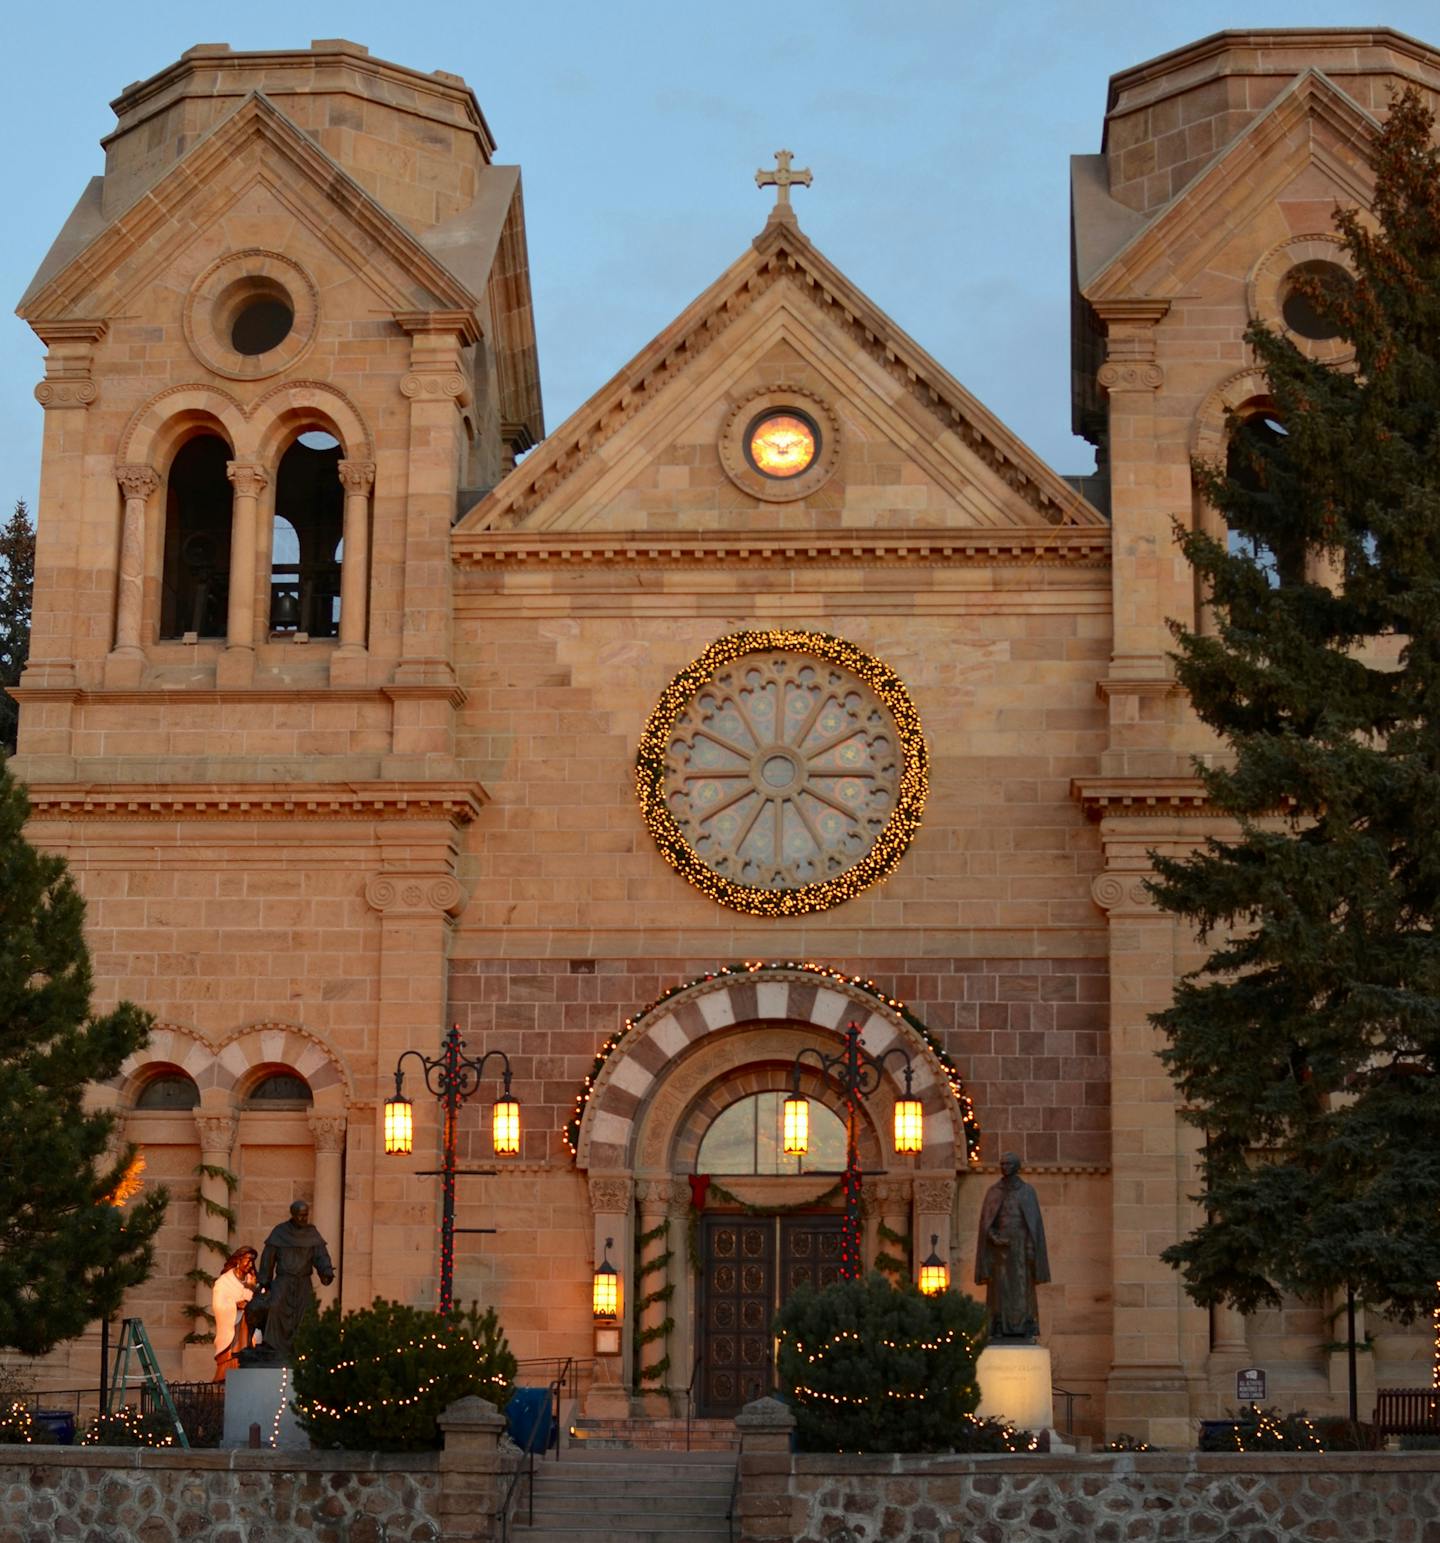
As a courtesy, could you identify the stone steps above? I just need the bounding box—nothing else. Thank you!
[509,1448,736,1543]
[568,1415,740,1452]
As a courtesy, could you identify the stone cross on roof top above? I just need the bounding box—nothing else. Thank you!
[756,150,812,224]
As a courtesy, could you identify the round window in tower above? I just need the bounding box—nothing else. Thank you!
[231,292,295,355]
[183,250,319,379]
[746,411,819,479]
[1280,260,1353,342]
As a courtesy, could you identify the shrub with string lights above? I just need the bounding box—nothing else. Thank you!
[775,1272,1016,1453]
[292,1298,516,1452]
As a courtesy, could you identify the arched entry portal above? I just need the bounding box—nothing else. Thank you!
[573,964,980,1413]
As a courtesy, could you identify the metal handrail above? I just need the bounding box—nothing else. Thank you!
[495,1357,573,1542]
[684,1348,703,1452]
[1051,1383,1092,1438]
[726,1452,741,1543]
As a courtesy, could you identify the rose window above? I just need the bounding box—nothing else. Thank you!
[637,631,928,915]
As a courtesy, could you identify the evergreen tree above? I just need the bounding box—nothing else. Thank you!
[1152,90,1440,1330]
[0,499,35,755]
[0,759,166,1354]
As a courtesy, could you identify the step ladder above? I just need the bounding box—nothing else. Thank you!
[106,1318,188,1448]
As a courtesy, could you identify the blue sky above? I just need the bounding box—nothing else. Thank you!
[4,1,1438,517]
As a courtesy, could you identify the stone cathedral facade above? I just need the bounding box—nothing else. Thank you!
[12,30,1440,1441]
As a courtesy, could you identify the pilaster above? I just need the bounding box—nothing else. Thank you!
[21,321,106,697]
[1088,816,1210,1445]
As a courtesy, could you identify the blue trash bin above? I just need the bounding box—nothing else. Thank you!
[32,1410,76,1446]
[506,1387,553,1454]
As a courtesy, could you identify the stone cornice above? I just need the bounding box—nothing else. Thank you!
[454,527,1112,570]
[24,780,486,823]
[11,684,465,707]
[1072,777,1214,818]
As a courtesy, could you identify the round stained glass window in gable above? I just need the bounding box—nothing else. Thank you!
[746,411,819,479]
[638,631,928,915]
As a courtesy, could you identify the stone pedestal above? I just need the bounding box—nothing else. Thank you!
[222,1366,308,1449]
[976,1344,1054,1432]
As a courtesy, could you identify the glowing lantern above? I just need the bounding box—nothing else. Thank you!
[592,1237,620,1321]
[492,1093,521,1157]
[918,1234,949,1296]
[383,1094,414,1156]
[893,1096,924,1155]
[783,1093,810,1156]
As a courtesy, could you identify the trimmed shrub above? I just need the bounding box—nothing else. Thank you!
[81,1407,177,1447]
[1198,1405,1324,1452]
[774,1271,1011,1453]
[292,1297,516,1451]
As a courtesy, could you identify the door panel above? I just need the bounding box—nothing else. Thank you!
[699,1213,843,1417]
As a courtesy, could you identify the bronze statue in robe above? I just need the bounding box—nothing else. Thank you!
[247,1199,334,1364]
[974,1152,1050,1342]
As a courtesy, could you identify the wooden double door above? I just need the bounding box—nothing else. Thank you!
[697,1213,843,1417]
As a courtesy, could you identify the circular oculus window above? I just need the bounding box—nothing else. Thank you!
[746,411,819,479]
[183,249,319,380]
[637,630,928,915]
[719,389,840,502]
[1247,235,1354,366]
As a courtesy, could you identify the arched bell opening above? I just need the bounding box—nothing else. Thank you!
[268,432,343,638]
[160,434,233,639]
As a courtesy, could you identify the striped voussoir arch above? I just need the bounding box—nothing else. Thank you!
[575,965,967,1172]
[106,1020,350,1110]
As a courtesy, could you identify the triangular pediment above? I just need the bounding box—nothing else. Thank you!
[455,217,1103,544]
[1084,69,1379,302]
[19,92,479,326]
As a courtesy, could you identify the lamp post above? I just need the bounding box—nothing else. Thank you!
[383,1025,520,1315]
[783,1020,923,1280]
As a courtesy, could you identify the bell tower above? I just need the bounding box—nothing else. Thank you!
[11,40,545,1349]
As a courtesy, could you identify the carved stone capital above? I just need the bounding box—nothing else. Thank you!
[588,1175,634,1215]
[194,1114,237,1154]
[868,1177,911,1209]
[400,371,468,402]
[115,463,160,502]
[914,1176,957,1214]
[308,1112,348,1154]
[35,379,98,409]
[1098,361,1164,393]
[336,459,376,496]
[226,461,270,498]
[363,873,465,917]
[1091,871,1157,914]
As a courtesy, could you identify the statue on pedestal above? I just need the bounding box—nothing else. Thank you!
[974,1152,1050,1342]
[241,1200,334,1365]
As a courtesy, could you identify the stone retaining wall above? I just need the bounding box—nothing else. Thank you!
[0,1448,440,1543]
[783,1452,1440,1542]
[0,1396,513,1543]
[733,1398,1440,1543]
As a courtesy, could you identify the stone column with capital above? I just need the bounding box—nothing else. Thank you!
[106,463,159,687]
[193,1113,237,1348]
[221,461,268,686]
[585,1174,635,1418]
[332,459,375,684]
[308,1111,347,1309]
[634,1179,678,1414]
